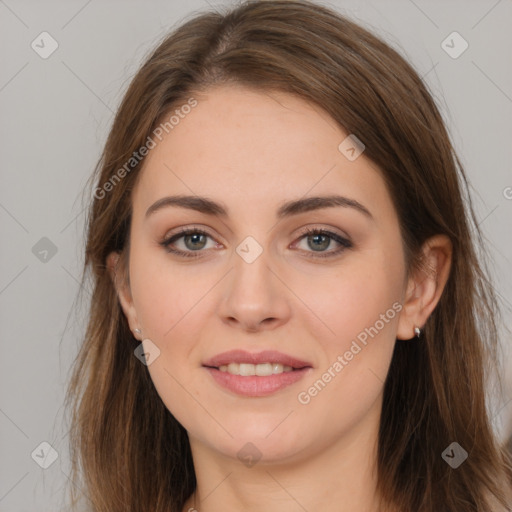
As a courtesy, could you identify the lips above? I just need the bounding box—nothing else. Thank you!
[202,349,312,369]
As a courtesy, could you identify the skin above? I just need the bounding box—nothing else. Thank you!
[108,84,452,512]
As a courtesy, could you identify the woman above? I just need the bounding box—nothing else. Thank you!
[64,1,512,510]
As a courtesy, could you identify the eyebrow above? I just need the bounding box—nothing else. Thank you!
[145,194,373,220]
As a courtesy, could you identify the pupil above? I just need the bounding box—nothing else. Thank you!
[185,234,206,250]
[309,234,329,251]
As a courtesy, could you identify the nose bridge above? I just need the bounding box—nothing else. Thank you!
[231,238,275,302]
[218,236,291,330]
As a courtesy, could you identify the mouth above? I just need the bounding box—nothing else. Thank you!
[203,349,312,372]
[202,350,313,397]
[214,362,299,376]
[206,362,311,377]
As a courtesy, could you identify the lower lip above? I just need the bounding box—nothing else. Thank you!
[204,367,311,397]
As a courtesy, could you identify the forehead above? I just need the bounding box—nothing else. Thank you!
[132,84,394,223]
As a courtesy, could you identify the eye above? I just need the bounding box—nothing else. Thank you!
[160,227,220,258]
[160,226,352,259]
[292,227,352,258]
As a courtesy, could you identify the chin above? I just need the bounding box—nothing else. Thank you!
[212,427,309,463]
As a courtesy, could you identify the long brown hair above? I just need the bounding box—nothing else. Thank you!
[64,1,512,510]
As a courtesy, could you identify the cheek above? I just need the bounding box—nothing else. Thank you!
[129,254,213,427]
[297,247,404,408]
[293,264,401,433]
[129,246,210,342]
[301,256,403,347]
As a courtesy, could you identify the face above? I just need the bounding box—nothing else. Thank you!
[113,84,410,464]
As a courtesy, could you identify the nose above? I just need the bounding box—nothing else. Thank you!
[217,248,292,333]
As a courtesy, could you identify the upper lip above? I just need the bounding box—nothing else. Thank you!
[203,349,312,369]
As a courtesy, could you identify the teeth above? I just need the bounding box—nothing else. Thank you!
[218,363,294,376]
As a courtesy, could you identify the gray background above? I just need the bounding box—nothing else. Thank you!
[1,0,511,510]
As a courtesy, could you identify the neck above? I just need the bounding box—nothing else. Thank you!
[182,397,386,512]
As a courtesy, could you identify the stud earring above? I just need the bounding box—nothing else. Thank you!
[414,326,421,338]
[134,328,141,336]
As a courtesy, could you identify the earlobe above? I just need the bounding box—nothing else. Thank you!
[396,235,452,340]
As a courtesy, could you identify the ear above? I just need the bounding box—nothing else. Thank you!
[396,234,452,340]
[106,251,140,334]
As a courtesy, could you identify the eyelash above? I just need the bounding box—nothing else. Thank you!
[159,226,353,259]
